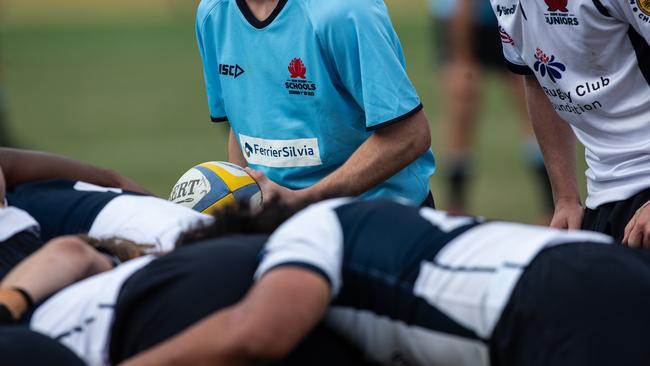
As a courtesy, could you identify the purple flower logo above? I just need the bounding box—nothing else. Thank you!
[533,48,566,83]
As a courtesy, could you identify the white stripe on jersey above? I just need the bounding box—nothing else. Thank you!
[0,206,39,241]
[30,256,155,366]
[89,196,213,253]
[327,307,489,366]
[414,222,613,338]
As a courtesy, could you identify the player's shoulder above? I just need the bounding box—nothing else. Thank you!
[301,0,388,30]
[197,0,230,25]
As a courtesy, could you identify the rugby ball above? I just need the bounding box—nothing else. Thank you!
[169,162,262,214]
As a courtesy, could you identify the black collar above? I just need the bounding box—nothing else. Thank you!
[236,0,288,29]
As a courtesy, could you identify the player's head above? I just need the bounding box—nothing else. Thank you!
[76,235,154,263]
[176,199,306,246]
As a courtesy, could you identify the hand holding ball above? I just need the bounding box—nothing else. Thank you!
[169,162,262,214]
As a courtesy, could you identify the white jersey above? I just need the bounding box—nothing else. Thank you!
[6,180,214,252]
[89,195,213,252]
[30,256,155,366]
[494,0,650,208]
[257,199,613,365]
[0,206,39,241]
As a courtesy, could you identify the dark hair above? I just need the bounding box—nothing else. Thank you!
[176,199,306,246]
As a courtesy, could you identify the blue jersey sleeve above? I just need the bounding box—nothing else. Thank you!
[197,0,227,122]
[313,0,422,131]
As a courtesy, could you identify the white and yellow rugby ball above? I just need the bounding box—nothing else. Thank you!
[169,161,262,214]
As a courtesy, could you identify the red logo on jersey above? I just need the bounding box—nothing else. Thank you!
[545,0,569,12]
[288,58,307,79]
[499,27,515,45]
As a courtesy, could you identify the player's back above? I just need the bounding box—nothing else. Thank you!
[7,179,212,251]
[260,199,613,365]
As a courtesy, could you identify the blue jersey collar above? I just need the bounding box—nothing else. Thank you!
[236,0,289,29]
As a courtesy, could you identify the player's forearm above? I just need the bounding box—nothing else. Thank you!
[524,76,580,204]
[0,148,149,194]
[1,236,112,307]
[228,128,248,168]
[305,110,432,201]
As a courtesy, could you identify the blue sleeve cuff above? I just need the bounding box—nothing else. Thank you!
[366,103,423,132]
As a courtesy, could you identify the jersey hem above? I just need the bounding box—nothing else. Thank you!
[505,61,533,75]
[210,116,228,123]
[366,103,423,132]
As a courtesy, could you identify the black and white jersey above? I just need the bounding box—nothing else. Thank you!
[0,205,39,242]
[493,0,650,208]
[7,180,212,252]
[30,256,156,366]
[257,199,613,366]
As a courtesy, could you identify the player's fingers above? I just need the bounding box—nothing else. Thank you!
[623,216,637,244]
[245,167,267,182]
[549,215,568,229]
[626,224,643,248]
[567,214,582,230]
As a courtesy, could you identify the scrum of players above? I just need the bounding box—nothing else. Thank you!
[1,147,650,366]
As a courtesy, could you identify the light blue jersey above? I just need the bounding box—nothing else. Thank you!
[197,0,436,204]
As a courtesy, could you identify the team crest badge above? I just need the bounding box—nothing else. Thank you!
[543,0,579,25]
[639,0,650,15]
[533,48,566,83]
[285,58,317,97]
[544,0,568,12]
[631,0,650,19]
[288,58,307,79]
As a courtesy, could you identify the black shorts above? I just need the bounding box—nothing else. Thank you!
[491,243,650,366]
[0,327,85,366]
[0,230,43,279]
[433,18,507,69]
[109,235,374,366]
[582,187,650,241]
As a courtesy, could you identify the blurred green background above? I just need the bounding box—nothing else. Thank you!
[0,0,587,223]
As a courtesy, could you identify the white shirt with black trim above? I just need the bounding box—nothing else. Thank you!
[493,0,650,208]
[0,206,39,242]
[257,199,613,365]
[30,256,155,366]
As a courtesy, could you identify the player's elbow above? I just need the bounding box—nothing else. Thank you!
[237,319,295,361]
[412,122,432,156]
[45,236,99,272]
[402,110,432,159]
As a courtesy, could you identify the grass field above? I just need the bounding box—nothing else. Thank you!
[0,0,588,223]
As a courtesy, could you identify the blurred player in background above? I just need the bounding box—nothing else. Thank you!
[494,1,650,247]
[197,0,436,207]
[430,0,553,220]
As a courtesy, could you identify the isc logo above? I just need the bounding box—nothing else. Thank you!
[219,64,245,79]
